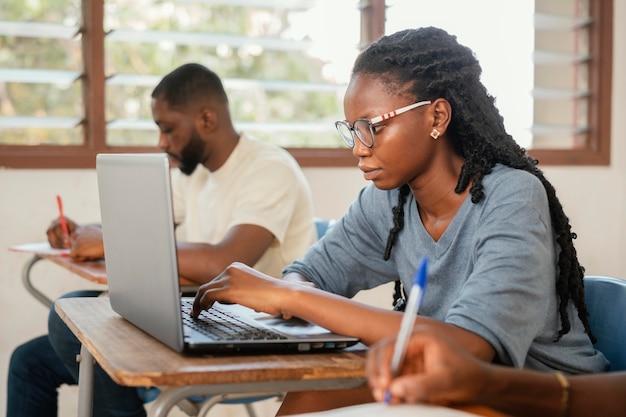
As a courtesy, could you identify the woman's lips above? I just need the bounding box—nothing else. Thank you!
[360,165,380,181]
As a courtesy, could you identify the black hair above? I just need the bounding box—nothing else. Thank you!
[151,63,228,110]
[362,27,593,342]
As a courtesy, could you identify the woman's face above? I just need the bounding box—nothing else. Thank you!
[342,73,437,190]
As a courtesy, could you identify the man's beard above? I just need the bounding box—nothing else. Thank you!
[174,129,205,176]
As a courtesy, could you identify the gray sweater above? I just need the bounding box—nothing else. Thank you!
[284,164,608,373]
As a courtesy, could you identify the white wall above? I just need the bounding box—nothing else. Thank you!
[1,3,625,414]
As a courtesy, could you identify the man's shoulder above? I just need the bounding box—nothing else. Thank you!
[238,133,301,171]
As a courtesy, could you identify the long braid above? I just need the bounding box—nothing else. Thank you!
[353,27,594,342]
[383,185,411,308]
[383,184,411,261]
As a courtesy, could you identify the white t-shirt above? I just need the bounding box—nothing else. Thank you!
[171,133,316,277]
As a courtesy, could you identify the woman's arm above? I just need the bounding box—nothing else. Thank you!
[191,262,494,358]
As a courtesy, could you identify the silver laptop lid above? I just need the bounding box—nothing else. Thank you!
[97,152,360,354]
[97,153,185,352]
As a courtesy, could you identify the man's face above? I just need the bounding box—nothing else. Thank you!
[175,127,205,175]
[151,97,206,175]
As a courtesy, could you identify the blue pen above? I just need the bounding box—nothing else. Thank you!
[384,256,428,404]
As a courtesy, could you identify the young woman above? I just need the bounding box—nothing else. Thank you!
[191,27,608,415]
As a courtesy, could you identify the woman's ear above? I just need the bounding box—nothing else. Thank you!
[431,98,452,135]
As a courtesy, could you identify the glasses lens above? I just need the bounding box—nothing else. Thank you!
[353,120,374,148]
[335,122,355,148]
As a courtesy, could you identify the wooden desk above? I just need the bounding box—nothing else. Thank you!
[55,297,506,417]
[42,254,108,284]
[55,297,368,417]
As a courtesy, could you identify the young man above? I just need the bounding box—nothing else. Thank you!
[7,63,317,417]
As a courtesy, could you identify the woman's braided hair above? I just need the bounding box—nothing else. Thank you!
[357,27,592,342]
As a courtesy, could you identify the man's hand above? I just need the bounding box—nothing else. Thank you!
[47,216,78,249]
[47,217,104,260]
[69,224,105,260]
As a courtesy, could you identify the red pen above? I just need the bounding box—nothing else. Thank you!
[56,195,70,249]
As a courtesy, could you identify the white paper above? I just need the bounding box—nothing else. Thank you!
[8,242,70,256]
[289,403,477,417]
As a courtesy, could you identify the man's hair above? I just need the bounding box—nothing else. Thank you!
[357,27,592,342]
[151,63,228,110]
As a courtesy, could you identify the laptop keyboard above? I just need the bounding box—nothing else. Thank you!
[181,300,287,341]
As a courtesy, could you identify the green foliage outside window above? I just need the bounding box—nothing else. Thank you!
[1,0,349,148]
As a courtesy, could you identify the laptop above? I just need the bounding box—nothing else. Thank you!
[95,153,359,354]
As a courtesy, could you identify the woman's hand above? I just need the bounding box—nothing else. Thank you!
[190,262,294,319]
[367,326,489,407]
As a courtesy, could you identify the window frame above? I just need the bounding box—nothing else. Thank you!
[0,0,612,168]
[529,0,613,165]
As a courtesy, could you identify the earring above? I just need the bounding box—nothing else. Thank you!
[430,129,441,140]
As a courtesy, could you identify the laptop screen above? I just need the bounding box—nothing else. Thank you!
[96,153,359,353]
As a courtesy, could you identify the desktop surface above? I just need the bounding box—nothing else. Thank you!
[55,297,367,387]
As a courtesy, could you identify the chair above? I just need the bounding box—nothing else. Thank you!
[314,217,336,239]
[144,217,337,416]
[583,275,626,371]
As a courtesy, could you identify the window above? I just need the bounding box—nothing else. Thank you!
[103,1,357,149]
[0,1,83,145]
[386,0,612,165]
[0,0,613,168]
[531,0,612,164]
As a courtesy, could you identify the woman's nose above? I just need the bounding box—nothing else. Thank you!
[352,137,371,157]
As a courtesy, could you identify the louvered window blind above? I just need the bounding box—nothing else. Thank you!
[0,0,612,168]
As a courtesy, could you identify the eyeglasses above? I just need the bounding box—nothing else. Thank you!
[335,100,432,148]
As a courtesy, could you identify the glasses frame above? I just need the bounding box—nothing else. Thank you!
[335,100,432,148]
